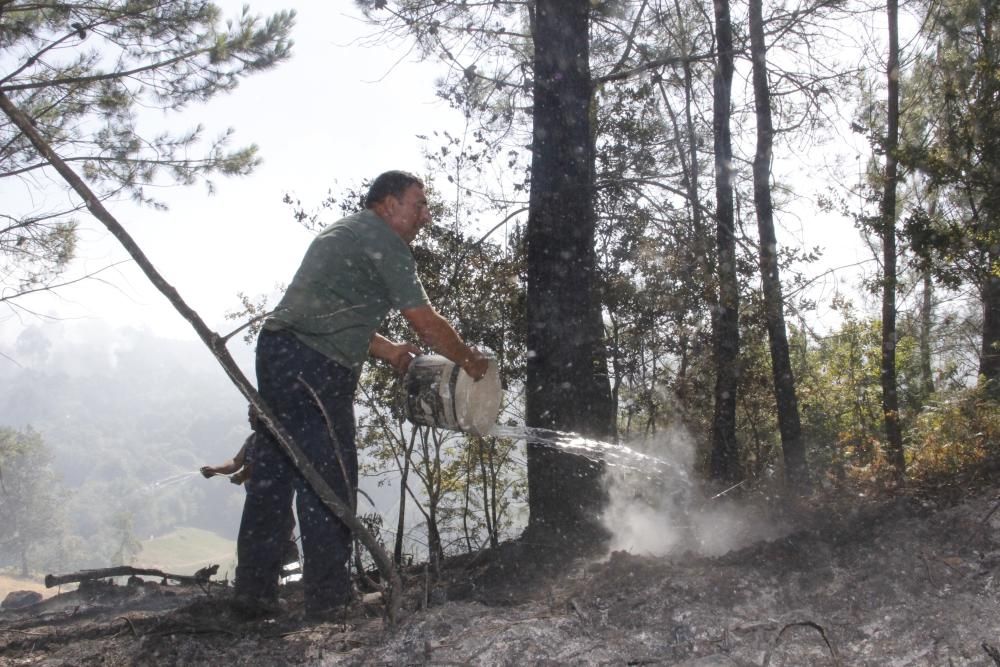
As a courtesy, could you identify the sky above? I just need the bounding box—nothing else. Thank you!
[0,0,875,361]
[1,1,465,351]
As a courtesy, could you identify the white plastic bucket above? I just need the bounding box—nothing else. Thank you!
[403,353,502,436]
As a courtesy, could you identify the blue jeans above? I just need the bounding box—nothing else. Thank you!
[235,329,359,613]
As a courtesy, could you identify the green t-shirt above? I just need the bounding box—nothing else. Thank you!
[264,209,430,370]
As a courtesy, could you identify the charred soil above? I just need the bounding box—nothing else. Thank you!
[2,474,1000,666]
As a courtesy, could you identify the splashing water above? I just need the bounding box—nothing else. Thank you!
[146,470,201,492]
[487,424,692,489]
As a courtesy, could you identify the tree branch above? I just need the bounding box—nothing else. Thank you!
[595,51,715,85]
[1,47,210,93]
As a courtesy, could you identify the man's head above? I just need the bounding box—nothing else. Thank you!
[366,170,431,244]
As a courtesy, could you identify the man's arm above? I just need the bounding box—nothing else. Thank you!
[401,304,489,379]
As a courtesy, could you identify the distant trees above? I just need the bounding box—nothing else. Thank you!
[0,1,294,302]
[0,325,256,571]
[0,427,65,576]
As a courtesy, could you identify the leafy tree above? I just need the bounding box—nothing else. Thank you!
[0,426,66,576]
[0,0,295,301]
[898,0,1000,399]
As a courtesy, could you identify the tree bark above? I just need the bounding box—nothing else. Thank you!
[708,0,742,484]
[0,91,403,625]
[920,267,935,400]
[881,0,906,482]
[525,0,615,544]
[748,0,808,491]
[981,241,1000,399]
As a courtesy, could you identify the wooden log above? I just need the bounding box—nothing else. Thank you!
[44,564,219,589]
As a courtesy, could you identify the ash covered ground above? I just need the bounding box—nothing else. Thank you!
[2,473,1000,666]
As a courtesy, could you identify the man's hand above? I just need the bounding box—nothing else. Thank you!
[462,348,490,381]
[388,341,422,375]
[371,334,422,375]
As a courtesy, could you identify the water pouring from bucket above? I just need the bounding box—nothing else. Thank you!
[402,349,503,436]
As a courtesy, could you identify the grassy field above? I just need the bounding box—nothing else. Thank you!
[0,573,53,603]
[139,527,237,579]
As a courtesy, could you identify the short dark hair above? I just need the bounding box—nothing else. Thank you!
[364,170,424,209]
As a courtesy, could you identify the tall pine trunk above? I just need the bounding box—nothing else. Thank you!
[708,0,741,484]
[525,0,615,543]
[882,0,906,481]
[748,0,808,491]
[982,241,1000,399]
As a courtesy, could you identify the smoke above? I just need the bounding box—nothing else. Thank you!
[600,425,791,558]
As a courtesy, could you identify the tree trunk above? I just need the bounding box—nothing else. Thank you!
[920,267,935,401]
[981,240,1000,399]
[708,0,741,484]
[393,429,417,566]
[525,0,614,544]
[881,0,906,482]
[748,0,808,491]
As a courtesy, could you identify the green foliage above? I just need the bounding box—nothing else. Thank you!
[1,0,295,297]
[0,426,69,575]
[906,389,1000,483]
[895,0,1000,378]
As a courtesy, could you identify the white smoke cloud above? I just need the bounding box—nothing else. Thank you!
[600,424,791,557]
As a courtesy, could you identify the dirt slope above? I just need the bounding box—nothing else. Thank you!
[2,483,999,666]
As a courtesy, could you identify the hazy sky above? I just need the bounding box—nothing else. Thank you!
[1,1,462,348]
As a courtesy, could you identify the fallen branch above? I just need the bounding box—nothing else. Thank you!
[984,641,1000,666]
[980,497,1000,528]
[114,615,140,638]
[44,565,218,589]
[0,90,402,627]
[762,620,841,667]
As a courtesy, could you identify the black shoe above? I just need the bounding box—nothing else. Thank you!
[305,604,348,624]
[230,592,283,621]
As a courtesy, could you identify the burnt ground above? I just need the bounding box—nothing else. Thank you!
[2,476,1000,666]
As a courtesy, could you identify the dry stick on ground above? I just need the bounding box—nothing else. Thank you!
[983,641,1000,666]
[45,566,216,589]
[0,91,402,626]
[762,620,841,667]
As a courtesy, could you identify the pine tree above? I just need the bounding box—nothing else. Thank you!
[0,1,295,297]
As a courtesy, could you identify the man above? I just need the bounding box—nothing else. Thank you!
[201,406,299,568]
[233,170,488,620]
[200,404,260,485]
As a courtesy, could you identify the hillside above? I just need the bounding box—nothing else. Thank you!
[139,527,237,578]
[2,475,999,666]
